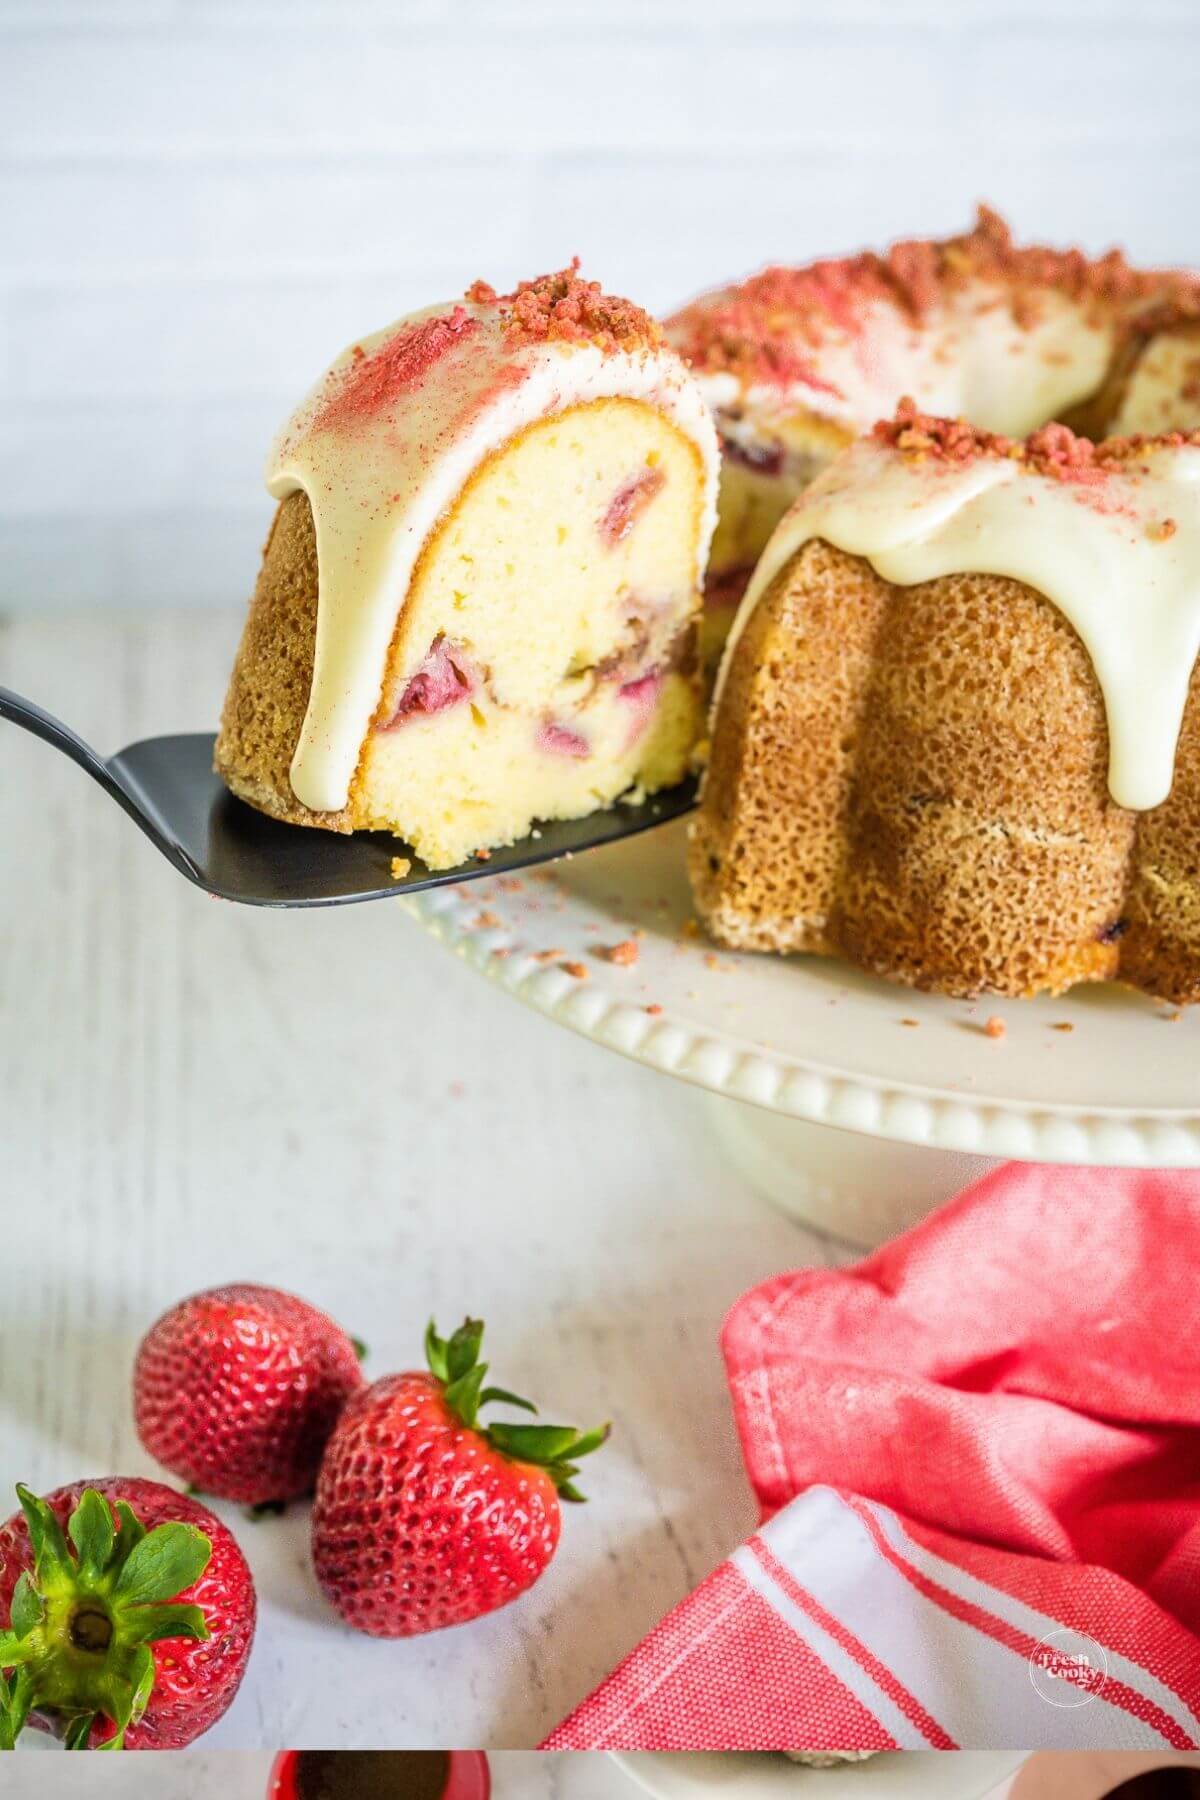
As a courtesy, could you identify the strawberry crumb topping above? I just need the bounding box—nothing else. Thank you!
[315,308,481,430]
[467,259,661,355]
[667,206,1200,389]
[875,395,1200,481]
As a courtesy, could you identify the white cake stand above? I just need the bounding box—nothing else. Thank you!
[406,820,1200,1246]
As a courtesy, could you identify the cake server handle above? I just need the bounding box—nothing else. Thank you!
[0,682,187,862]
[0,683,121,793]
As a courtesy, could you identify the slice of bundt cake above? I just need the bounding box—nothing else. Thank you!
[691,404,1200,1003]
[216,267,718,871]
[666,209,1200,671]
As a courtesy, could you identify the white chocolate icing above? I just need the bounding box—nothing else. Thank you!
[267,302,719,813]
[671,281,1117,449]
[718,435,1200,812]
[1111,330,1200,437]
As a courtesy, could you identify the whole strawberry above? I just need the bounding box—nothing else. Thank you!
[134,1284,365,1504]
[312,1318,608,1637]
[0,1478,255,1749]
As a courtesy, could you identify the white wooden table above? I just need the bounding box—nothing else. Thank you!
[3,1748,634,1797]
[0,611,843,1750]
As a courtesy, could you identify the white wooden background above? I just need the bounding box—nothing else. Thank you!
[0,609,842,1747]
[3,0,1200,611]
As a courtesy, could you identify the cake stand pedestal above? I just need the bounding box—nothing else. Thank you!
[704,1098,1000,1246]
[407,820,1200,1249]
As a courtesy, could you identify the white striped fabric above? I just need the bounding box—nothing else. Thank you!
[750,1489,1194,1751]
[729,1544,928,1750]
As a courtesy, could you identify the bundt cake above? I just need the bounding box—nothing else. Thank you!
[690,405,1200,1004]
[666,208,1200,669]
[216,267,719,871]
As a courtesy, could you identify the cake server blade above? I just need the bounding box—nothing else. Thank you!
[2,687,698,908]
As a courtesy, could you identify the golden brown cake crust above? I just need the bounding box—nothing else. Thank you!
[214,490,354,834]
[1124,662,1200,1005]
[689,540,1200,1000]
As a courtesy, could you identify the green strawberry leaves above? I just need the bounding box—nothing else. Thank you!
[425,1318,486,1387]
[121,1602,210,1647]
[486,1421,612,1500]
[111,1501,147,1568]
[62,1711,97,1751]
[427,1318,610,1502]
[16,1487,74,1589]
[442,1361,489,1427]
[112,1521,211,1606]
[0,1486,214,1752]
[446,1319,484,1382]
[478,1386,538,1415]
[68,1490,115,1583]
[8,1575,42,1641]
[0,1669,34,1751]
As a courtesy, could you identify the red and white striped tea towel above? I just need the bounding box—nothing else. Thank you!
[545,1165,1200,1751]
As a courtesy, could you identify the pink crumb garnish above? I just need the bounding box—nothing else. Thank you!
[984,1016,1007,1040]
[467,260,661,355]
[314,308,480,431]
[666,206,1200,389]
[616,669,664,747]
[876,395,1200,480]
[600,467,666,546]
[537,720,591,758]
[381,636,475,730]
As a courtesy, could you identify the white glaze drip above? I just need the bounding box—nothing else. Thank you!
[719,437,1200,812]
[267,303,719,813]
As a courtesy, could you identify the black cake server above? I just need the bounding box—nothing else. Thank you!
[1,685,697,907]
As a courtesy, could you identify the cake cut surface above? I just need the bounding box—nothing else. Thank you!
[691,411,1200,1003]
[666,209,1200,667]
[216,267,719,869]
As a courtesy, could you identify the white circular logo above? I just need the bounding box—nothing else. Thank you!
[1029,1629,1109,1708]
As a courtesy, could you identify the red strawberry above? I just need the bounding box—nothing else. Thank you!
[0,1478,255,1750]
[134,1284,365,1504]
[312,1318,608,1638]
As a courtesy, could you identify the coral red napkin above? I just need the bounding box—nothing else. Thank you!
[545,1165,1200,1751]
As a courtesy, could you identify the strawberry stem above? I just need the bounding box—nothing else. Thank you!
[425,1318,609,1501]
[0,1486,213,1752]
